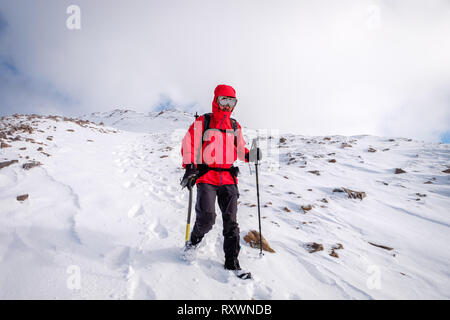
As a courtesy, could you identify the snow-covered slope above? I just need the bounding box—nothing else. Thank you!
[82,108,193,133]
[0,110,449,299]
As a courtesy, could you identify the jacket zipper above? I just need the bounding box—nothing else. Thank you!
[218,115,226,186]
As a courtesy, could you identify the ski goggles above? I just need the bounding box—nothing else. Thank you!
[217,96,237,108]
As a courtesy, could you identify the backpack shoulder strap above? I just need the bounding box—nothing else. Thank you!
[202,113,212,143]
[202,113,212,132]
[230,118,238,146]
[230,118,237,132]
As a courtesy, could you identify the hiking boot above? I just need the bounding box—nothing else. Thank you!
[224,258,252,280]
[180,241,199,262]
[224,258,241,271]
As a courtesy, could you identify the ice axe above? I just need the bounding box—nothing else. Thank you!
[180,167,198,246]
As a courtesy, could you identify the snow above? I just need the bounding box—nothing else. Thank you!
[0,110,449,299]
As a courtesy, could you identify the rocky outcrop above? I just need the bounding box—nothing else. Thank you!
[0,160,18,169]
[22,161,42,170]
[306,242,323,253]
[368,242,393,251]
[333,187,366,200]
[244,230,275,253]
[17,194,29,202]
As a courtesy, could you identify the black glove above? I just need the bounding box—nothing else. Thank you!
[180,164,199,190]
[246,147,262,163]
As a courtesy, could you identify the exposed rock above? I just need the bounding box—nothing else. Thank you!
[323,137,331,140]
[416,193,426,197]
[0,160,18,169]
[308,170,320,176]
[1,142,11,148]
[287,157,296,164]
[368,242,393,251]
[244,230,275,253]
[382,148,390,151]
[388,139,395,142]
[395,168,406,174]
[330,250,339,258]
[4,123,34,135]
[368,148,377,153]
[333,188,344,193]
[66,129,75,132]
[328,159,336,163]
[342,187,366,200]
[333,243,344,250]
[283,207,291,212]
[306,242,323,253]
[22,161,42,170]
[37,147,43,151]
[320,198,328,203]
[160,155,168,158]
[301,205,312,213]
[424,181,433,184]
[279,137,286,144]
[443,168,450,174]
[270,221,280,227]
[19,147,26,150]
[341,142,352,148]
[17,194,29,202]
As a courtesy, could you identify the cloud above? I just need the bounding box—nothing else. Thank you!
[0,0,449,142]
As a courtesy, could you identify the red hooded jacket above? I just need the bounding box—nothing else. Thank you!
[181,85,250,186]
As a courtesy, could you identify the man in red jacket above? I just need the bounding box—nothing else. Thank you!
[180,84,261,276]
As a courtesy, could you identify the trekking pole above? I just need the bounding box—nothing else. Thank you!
[251,138,263,256]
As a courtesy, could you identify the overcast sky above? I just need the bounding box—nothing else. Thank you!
[0,0,449,142]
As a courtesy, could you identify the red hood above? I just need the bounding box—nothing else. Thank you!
[212,84,236,120]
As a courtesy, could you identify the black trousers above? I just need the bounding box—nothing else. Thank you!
[190,183,241,262]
